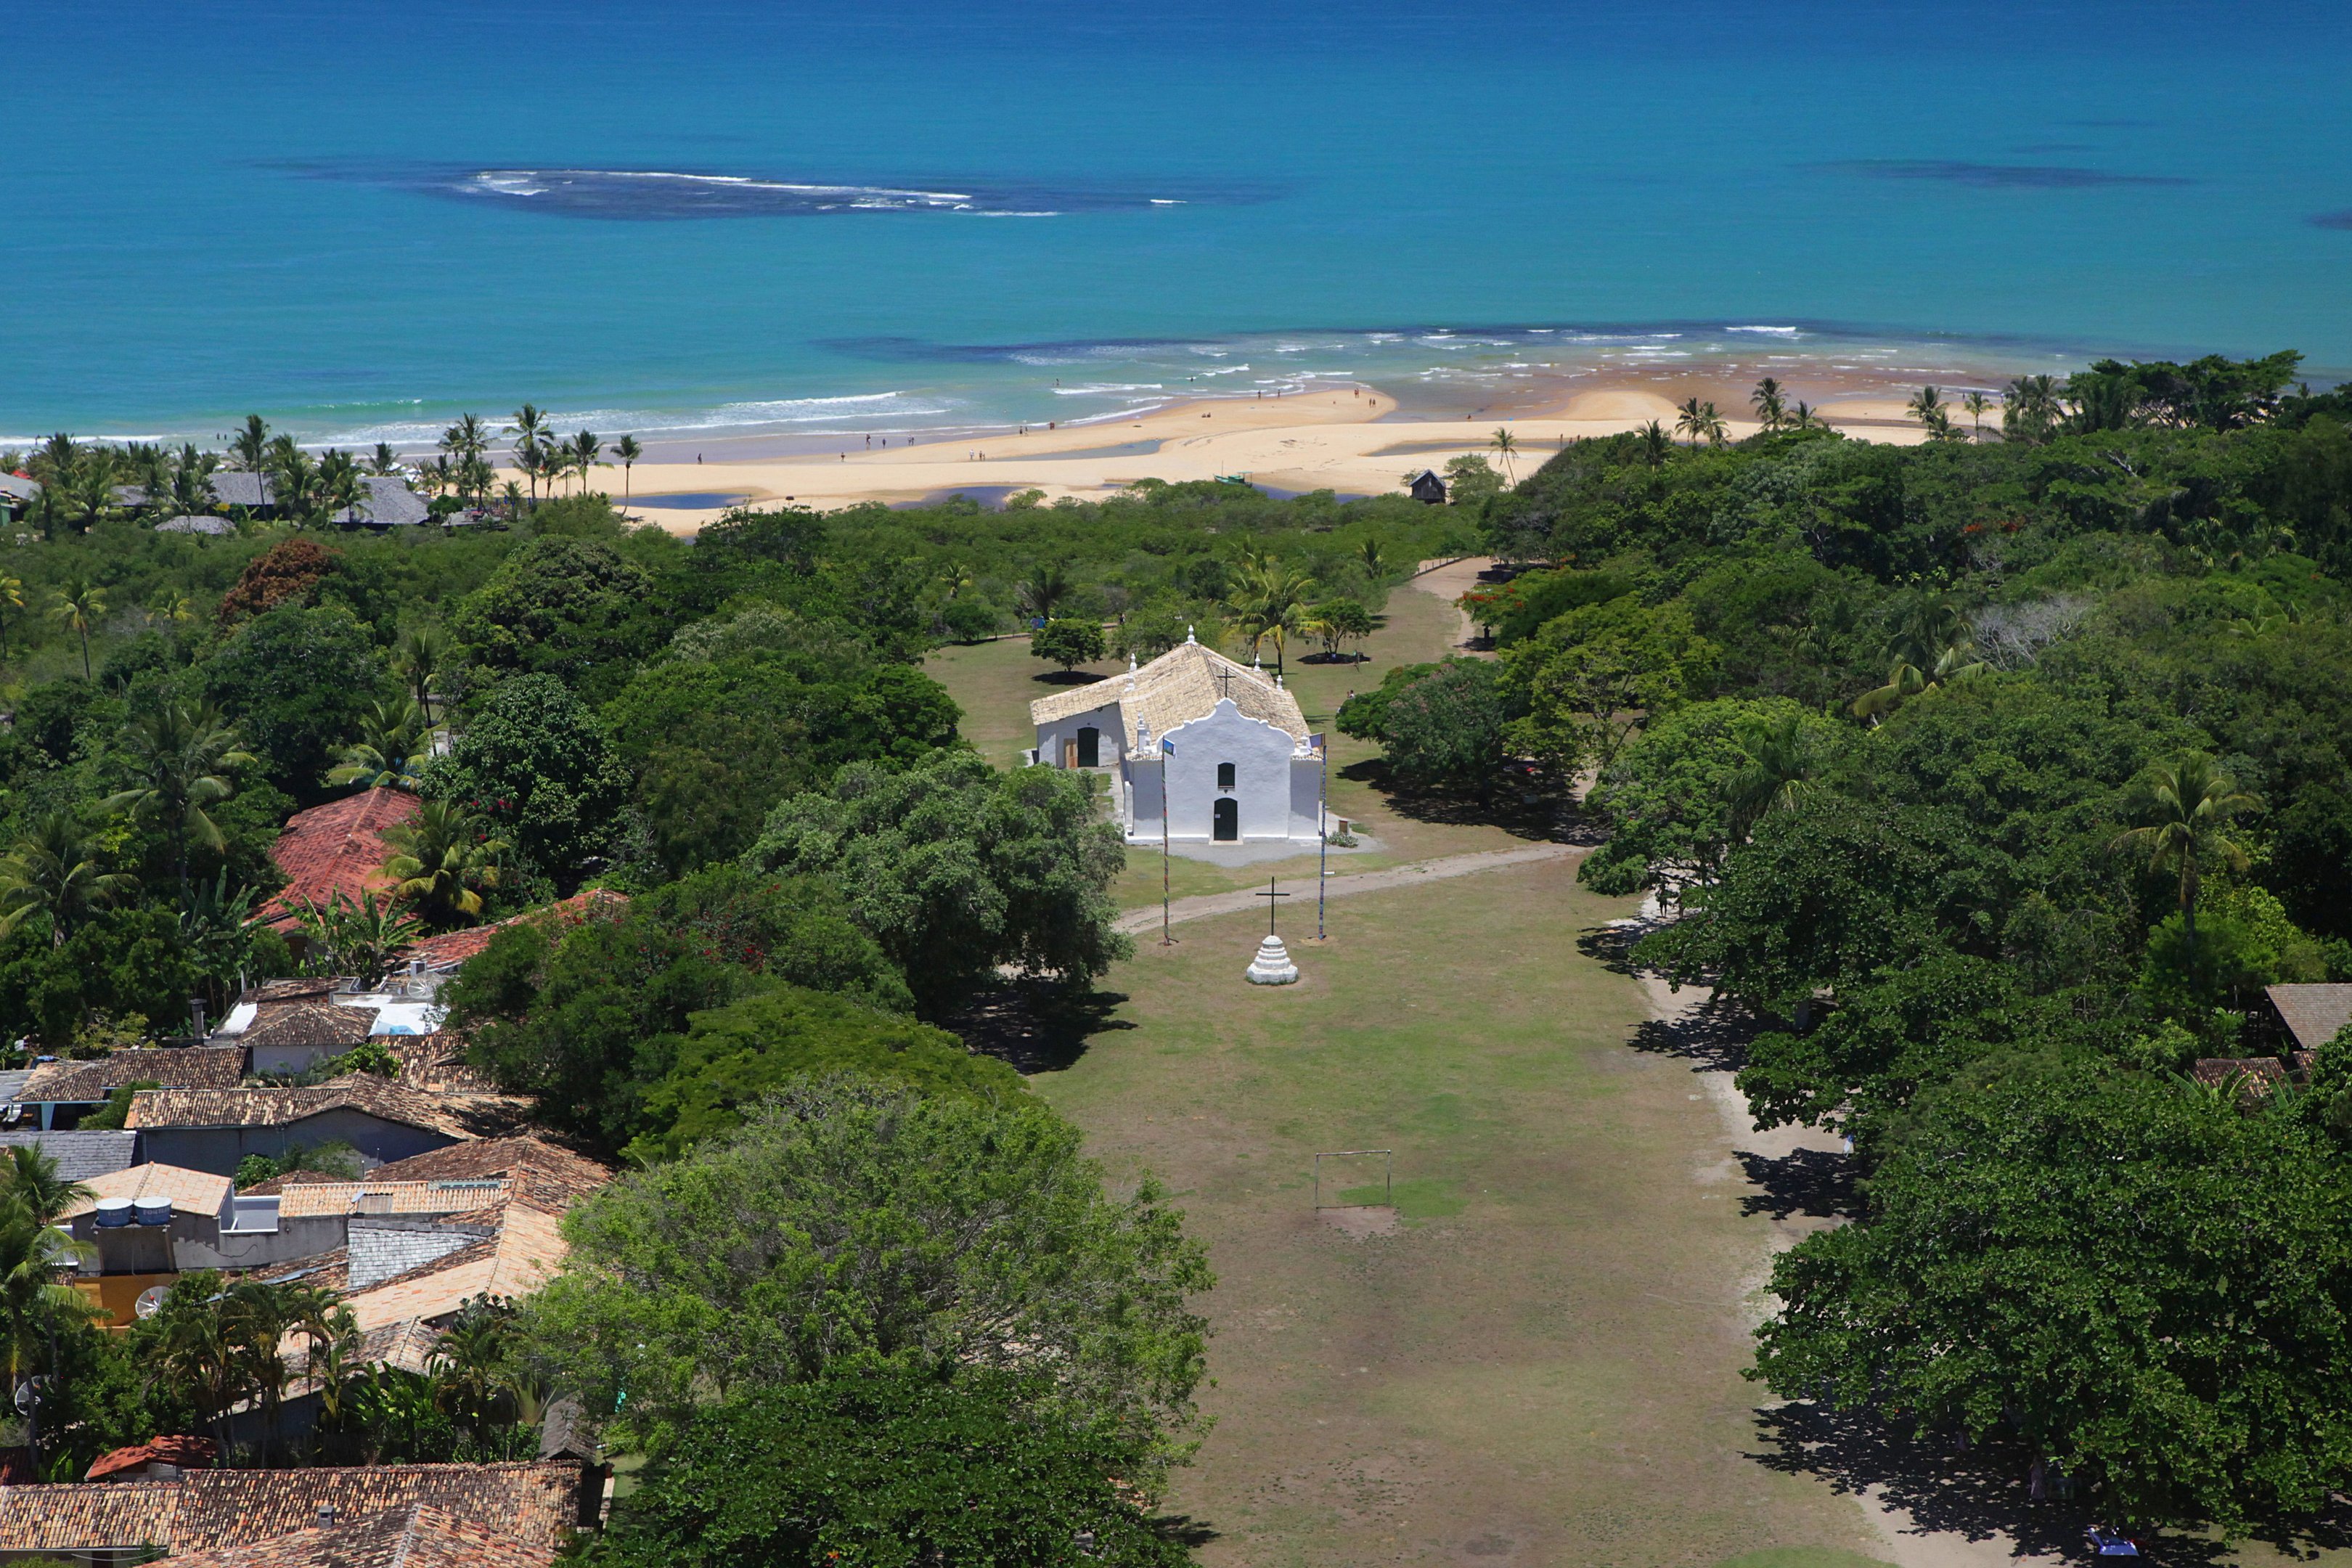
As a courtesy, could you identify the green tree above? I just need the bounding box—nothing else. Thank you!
[103,701,255,898]
[1334,658,1516,794]
[628,982,1026,1164]
[201,603,385,799]
[327,697,430,791]
[1907,384,1954,438]
[289,890,422,982]
[0,815,136,949]
[1850,596,1985,721]
[1500,594,1720,783]
[2110,753,2261,972]
[1016,562,1073,624]
[1752,377,1788,433]
[745,750,1129,1018]
[1754,1056,2352,1532]
[1031,617,1108,673]
[1440,454,1503,510]
[525,1079,1212,1480]
[1303,597,1373,661]
[426,673,628,886]
[49,579,104,681]
[448,535,654,694]
[1488,426,1519,486]
[1675,397,1726,447]
[612,433,642,513]
[381,799,506,927]
[599,1360,1193,1568]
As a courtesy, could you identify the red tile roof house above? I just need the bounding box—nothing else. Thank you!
[0,1460,593,1563]
[257,787,423,944]
[125,1076,478,1176]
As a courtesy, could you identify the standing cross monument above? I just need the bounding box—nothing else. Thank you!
[1244,875,1300,986]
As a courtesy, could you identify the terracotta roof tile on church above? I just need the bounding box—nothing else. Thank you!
[125,1074,475,1138]
[1029,639,1310,747]
[398,889,631,973]
[17,1047,246,1104]
[155,1501,559,1568]
[258,788,423,931]
[0,1461,588,1557]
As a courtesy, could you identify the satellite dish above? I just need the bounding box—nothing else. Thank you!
[134,1286,168,1320]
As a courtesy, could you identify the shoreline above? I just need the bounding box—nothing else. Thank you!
[593,366,1962,528]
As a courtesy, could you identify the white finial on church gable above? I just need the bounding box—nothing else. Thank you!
[1186,625,1196,645]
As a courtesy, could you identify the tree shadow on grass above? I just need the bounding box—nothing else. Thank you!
[1031,669,1108,686]
[1151,1514,1220,1549]
[1735,1147,1858,1222]
[945,981,1133,1074]
[1741,1402,2352,1567]
[1335,756,1598,844]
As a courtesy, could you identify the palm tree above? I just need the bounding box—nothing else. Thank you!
[317,448,362,518]
[0,575,22,656]
[1223,552,1318,679]
[0,1175,98,1474]
[394,627,448,726]
[229,416,271,472]
[1851,597,1986,721]
[1675,398,1728,447]
[1488,428,1520,486]
[1016,563,1074,624]
[2110,754,2261,969]
[1639,420,1673,470]
[613,434,643,513]
[1961,391,1990,439]
[1356,538,1389,581]
[1752,377,1788,432]
[1908,385,1953,440]
[290,889,422,980]
[1790,401,1818,430]
[1726,710,1818,838]
[328,698,429,791]
[0,814,136,947]
[2002,375,2062,443]
[66,453,118,533]
[49,577,104,679]
[508,404,550,501]
[103,701,255,897]
[567,430,603,496]
[381,800,505,927]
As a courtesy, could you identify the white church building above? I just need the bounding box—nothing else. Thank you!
[1029,635,1326,848]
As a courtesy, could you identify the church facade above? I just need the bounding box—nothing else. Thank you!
[1029,636,1326,848]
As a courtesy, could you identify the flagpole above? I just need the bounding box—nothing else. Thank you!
[1160,740,1175,946]
[1316,732,1328,942]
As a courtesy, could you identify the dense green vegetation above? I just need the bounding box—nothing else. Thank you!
[1335,356,2352,1533]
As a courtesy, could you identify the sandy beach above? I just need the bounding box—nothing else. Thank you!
[592,374,1949,531]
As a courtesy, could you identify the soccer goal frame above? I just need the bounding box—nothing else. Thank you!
[1312,1149,1394,1209]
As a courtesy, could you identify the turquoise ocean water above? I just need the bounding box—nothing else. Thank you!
[9,0,2352,449]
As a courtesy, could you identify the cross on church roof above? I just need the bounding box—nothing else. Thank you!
[1212,666,1239,701]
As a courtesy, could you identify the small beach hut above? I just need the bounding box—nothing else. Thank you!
[1406,469,1447,505]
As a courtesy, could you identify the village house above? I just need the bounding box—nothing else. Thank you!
[1029,636,1326,850]
[125,1076,475,1176]
[0,1458,594,1564]
[256,787,423,942]
[6,1048,246,1130]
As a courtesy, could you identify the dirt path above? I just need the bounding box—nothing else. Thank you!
[1111,842,1580,936]
[1408,556,1494,652]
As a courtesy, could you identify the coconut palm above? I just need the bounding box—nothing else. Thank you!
[1640,420,1673,470]
[567,430,603,496]
[65,454,118,534]
[1908,385,1954,440]
[1961,391,1990,439]
[0,1171,99,1474]
[508,404,550,501]
[394,627,449,726]
[367,443,401,477]
[613,434,643,513]
[0,575,22,656]
[1223,552,1318,679]
[229,415,271,472]
[1850,597,1985,721]
[2110,754,2261,968]
[382,799,505,927]
[49,577,104,679]
[1488,428,1520,486]
[0,813,136,947]
[317,448,362,517]
[2002,375,2062,443]
[1752,377,1788,433]
[103,700,255,897]
[1016,562,1074,623]
[1356,538,1389,582]
[1726,710,1819,838]
[1790,401,1818,430]
[327,698,429,791]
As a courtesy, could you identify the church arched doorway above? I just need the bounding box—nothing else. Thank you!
[1212,798,1238,841]
[1076,727,1100,767]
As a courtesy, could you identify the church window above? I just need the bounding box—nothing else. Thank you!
[1217,762,1236,788]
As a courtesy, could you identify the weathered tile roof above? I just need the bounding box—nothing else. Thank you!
[240,997,375,1053]
[0,1130,141,1181]
[19,1047,247,1104]
[0,1461,587,1556]
[397,889,632,973]
[2267,984,2352,1053]
[59,1161,233,1220]
[370,1134,613,1208]
[2191,1056,2291,1098]
[125,1075,474,1138]
[156,514,234,536]
[332,475,431,529]
[269,1177,512,1218]
[258,788,423,931]
[160,1500,558,1568]
[1029,638,1310,747]
[247,977,351,1004]
[86,1434,216,1482]
[343,1198,570,1334]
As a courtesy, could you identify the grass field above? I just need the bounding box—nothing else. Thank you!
[1032,857,1886,1568]
[923,570,1540,912]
